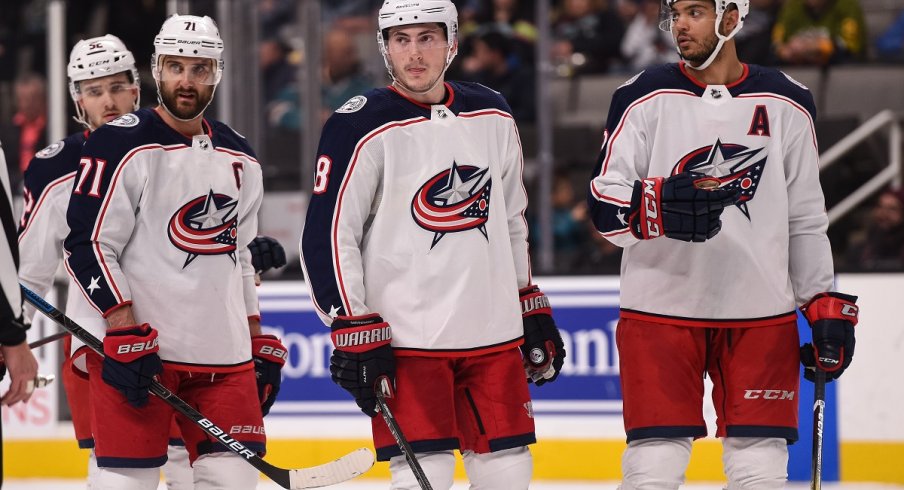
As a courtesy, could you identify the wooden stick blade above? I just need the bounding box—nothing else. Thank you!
[288,448,374,489]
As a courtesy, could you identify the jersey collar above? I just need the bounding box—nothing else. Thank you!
[679,61,749,90]
[387,82,456,111]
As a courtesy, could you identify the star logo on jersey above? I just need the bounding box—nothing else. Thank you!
[167,190,239,268]
[87,276,102,296]
[411,162,492,249]
[673,139,768,220]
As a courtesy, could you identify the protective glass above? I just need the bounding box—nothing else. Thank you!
[155,57,218,85]
[385,30,445,54]
[74,79,135,100]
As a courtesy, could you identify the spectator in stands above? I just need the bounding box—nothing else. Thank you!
[266,28,374,130]
[875,10,904,61]
[772,0,867,65]
[845,188,904,271]
[619,0,679,72]
[461,29,536,122]
[552,0,625,75]
[0,73,47,195]
[323,0,382,33]
[461,0,538,45]
[261,37,296,105]
[735,0,781,65]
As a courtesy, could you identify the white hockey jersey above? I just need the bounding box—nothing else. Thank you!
[301,82,532,355]
[588,63,834,326]
[65,108,262,370]
[18,131,87,323]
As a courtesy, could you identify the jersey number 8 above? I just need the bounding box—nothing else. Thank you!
[313,155,332,194]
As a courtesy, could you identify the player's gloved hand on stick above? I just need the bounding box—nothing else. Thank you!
[330,314,395,417]
[252,334,288,416]
[249,236,287,274]
[101,324,163,408]
[799,292,858,383]
[628,172,739,242]
[519,286,566,386]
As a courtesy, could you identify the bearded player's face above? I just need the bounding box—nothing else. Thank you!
[157,55,216,120]
[669,1,720,66]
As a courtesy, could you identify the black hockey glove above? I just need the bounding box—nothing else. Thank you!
[628,172,739,242]
[101,324,163,408]
[249,236,288,274]
[519,286,566,386]
[800,292,858,383]
[330,314,395,417]
[252,334,288,416]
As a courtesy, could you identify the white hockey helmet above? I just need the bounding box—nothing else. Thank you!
[662,0,749,70]
[152,14,224,85]
[67,34,140,128]
[376,0,459,76]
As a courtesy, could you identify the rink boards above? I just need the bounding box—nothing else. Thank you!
[2,274,902,483]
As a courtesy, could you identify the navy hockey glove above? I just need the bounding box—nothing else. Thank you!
[628,172,739,242]
[519,286,566,386]
[252,334,288,416]
[330,314,395,417]
[249,236,287,274]
[800,292,858,383]
[101,324,163,408]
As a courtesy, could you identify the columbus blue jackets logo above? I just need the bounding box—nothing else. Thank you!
[168,190,239,267]
[673,139,767,220]
[411,162,492,248]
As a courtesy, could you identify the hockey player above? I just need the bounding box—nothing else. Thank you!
[1,143,39,408]
[300,1,565,488]
[14,34,194,488]
[63,15,285,490]
[587,0,858,487]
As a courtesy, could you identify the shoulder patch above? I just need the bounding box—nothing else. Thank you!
[336,95,367,113]
[107,113,140,128]
[619,71,644,90]
[35,140,65,159]
[781,72,809,91]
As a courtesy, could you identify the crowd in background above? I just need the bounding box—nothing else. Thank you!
[2,0,903,274]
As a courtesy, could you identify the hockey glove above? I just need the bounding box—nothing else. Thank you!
[628,172,739,242]
[252,334,288,416]
[101,324,163,408]
[249,236,288,274]
[800,292,858,383]
[520,286,566,386]
[330,314,395,417]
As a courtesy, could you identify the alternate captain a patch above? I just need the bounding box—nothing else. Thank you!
[168,190,239,267]
[411,161,492,249]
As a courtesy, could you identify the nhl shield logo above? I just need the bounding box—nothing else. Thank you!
[411,162,492,249]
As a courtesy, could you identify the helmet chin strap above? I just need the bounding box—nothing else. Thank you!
[684,36,726,71]
[155,81,218,123]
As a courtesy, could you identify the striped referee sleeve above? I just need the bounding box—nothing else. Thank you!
[0,143,26,346]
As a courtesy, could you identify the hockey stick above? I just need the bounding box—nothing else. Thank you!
[810,368,826,490]
[28,331,69,349]
[374,376,433,490]
[20,284,374,489]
